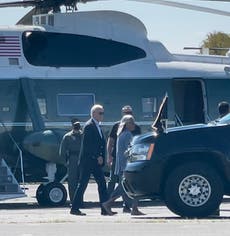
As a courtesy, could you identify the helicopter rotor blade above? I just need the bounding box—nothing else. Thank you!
[77,0,230,17]
[16,5,53,25]
[126,0,230,17]
[198,0,230,2]
[16,7,36,25]
[0,0,229,18]
[0,0,36,8]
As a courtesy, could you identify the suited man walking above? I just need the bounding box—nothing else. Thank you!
[70,104,109,216]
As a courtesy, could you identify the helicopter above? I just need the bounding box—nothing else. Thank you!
[0,0,229,206]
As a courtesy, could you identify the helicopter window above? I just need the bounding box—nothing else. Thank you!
[41,16,46,25]
[142,97,157,118]
[33,16,39,25]
[37,98,47,115]
[1,106,10,112]
[48,15,54,26]
[57,93,95,116]
[22,31,146,67]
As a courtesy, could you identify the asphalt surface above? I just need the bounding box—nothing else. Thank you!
[0,182,230,236]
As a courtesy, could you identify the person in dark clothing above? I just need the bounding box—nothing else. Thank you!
[70,104,113,216]
[59,120,82,203]
[106,105,141,213]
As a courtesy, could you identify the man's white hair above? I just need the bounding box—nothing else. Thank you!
[90,104,103,117]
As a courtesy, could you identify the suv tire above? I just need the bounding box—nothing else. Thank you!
[164,161,223,217]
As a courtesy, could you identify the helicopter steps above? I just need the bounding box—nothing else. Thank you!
[0,158,26,200]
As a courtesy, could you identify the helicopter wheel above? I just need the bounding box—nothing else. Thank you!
[36,184,47,206]
[42,182,67,207]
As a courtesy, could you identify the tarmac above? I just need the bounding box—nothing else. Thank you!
[0,182,230,236]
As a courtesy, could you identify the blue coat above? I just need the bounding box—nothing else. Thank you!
[115,129,132,176]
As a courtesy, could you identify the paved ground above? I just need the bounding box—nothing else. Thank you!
[0,182,230,236]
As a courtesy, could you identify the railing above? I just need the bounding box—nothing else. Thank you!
[0,120,25,193]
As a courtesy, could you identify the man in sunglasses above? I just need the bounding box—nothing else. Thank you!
[70,104,111,216]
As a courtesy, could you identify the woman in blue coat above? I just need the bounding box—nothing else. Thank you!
[103,115,144,215]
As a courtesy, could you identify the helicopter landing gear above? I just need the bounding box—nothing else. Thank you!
[36,182,67,207]
[36,163,68,207]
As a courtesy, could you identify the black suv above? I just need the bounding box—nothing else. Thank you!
[123,96,230,218]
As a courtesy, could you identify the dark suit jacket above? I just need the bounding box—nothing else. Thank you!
[78,118,106,167]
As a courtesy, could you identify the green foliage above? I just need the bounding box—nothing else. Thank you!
[202,31,230,55]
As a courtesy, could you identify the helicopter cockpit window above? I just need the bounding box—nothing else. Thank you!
[57,93,95,116]
[23,31,48,63]
[22,31,146,67]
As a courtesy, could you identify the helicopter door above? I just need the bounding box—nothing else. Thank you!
[172,79,207,125]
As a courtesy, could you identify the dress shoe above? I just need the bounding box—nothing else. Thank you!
[131,209,145,216]
[70,209,86,216]
[123,206,131,213]
[101,210,117,216]
[102,203,117,216]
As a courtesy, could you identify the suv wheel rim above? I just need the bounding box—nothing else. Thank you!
[179,174,211,207]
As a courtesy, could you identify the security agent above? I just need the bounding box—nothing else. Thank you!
[59,120,82,203]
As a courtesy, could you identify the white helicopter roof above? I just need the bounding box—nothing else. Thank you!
[34,10,148,46]
[0,10,229,79]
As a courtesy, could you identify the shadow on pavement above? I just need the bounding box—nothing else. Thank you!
[0,198,164,210]
[1,198,230,220]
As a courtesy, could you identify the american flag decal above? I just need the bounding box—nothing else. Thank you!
[0,35,21,57]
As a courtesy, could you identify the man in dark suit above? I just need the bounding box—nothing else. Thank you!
[70,104,109,216]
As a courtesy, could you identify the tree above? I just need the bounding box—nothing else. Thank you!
[201,31,230,55]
